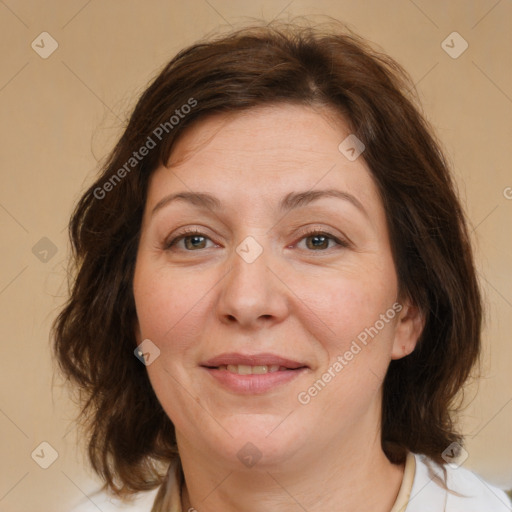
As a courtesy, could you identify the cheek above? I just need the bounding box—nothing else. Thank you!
[133,261,211,349]
[297,277,400,423]
[295,263,398,351]
[133,263,211,427]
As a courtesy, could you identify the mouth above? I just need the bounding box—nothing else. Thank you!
[211,364,306,375]
[201,352,308,371]
[200,353,309,394]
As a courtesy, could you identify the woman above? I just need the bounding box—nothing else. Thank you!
[55,21,512,512]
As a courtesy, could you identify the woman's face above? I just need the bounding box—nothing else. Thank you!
[133,104,421,470]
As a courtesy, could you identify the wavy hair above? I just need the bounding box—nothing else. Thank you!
[52,20,482,497]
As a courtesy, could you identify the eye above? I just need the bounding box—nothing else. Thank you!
[164,228,350,252]
[164,228,216,251]
[295,229,349,251]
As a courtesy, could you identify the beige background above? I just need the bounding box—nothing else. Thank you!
[0,1,511,511]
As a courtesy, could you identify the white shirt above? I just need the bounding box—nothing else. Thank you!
[70,452,512,511]
[405,453,511,511]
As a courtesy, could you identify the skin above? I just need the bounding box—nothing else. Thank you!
[133,103,424,512]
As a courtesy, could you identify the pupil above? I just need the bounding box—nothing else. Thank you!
[186,236,205,249]
[310,235,327,249]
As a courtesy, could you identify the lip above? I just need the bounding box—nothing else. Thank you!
[200,352,310,394]
[201,366,308,394]
[201,352,308,369]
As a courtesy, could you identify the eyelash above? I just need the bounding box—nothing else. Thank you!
[164,227,350,253]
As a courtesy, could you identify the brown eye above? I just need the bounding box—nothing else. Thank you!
[182,235,208,250]
[165,229,214,251]
[297,230,348,251]
[305,233,331,250]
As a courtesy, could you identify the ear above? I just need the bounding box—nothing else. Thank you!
[391,298,425,360]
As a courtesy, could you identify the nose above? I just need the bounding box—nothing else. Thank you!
[215,238,290,330]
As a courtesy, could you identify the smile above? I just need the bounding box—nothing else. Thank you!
[200,352,310,393]
[216,364,298,374]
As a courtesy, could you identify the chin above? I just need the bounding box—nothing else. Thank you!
[202,416,312,470]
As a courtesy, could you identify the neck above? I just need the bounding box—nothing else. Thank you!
[178,420,405,512]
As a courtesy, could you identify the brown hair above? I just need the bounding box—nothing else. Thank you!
[52,20,482,497]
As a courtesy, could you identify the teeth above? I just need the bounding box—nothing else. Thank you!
[218,364,283,374]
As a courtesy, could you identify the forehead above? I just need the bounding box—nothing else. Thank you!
[146,104,380,218]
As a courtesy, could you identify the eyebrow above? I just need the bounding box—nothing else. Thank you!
[151,189,368,218]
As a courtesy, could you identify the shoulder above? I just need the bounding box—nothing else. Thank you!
[68,487,159,512]
[408,452,511,512]
[68,460,180,512]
